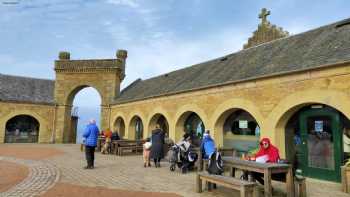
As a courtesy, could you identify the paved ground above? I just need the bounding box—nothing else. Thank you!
[0,144,348,197]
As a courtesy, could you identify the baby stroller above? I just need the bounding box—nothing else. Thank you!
[169,144,198,173]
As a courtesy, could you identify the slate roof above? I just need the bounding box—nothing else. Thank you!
[0,74,55,104]
[115,17,350,104]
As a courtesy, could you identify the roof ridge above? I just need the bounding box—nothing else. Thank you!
[0,73,55,82]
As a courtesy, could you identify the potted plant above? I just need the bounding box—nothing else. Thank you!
[342,159,350,193]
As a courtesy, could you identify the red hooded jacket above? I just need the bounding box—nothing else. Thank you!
[255,138,280,163]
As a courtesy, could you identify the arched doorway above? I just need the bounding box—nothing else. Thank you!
[72,87,102,144]
[149,114,169,135]
[176,112,205,147]
[130,116,143,140]
[113,117,125,139]
[215,109,260,153]
[5,115,40,143]
[281,104,350,182]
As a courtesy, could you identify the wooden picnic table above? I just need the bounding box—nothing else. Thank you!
[222,156,294,197]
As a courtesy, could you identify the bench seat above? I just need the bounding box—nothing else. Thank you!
[196,172,257,197]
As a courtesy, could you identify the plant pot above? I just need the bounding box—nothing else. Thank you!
[341,166,350,193]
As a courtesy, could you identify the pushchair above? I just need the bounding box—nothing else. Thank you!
[169,144,198,173]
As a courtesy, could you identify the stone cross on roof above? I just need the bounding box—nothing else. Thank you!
[259,8,270,24]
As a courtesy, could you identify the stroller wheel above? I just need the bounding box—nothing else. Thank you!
[170,165,176,171]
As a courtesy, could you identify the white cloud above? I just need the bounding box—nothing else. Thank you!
[120,28,248,89]
[106,0,139,8]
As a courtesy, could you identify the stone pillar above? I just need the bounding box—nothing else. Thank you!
[100,105,111,131]
[54,105,72,143]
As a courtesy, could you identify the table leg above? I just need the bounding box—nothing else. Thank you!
[264,169,272,197]
[230,167,236,177]
[286,167,295,197]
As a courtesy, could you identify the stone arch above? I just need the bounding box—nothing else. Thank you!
[268,89,350,157]
[112,116,126,139]
[128,115,144,140]
[211,98,264,148]
[53,50,127,143]
[174,104,208,143]
[146,107,171,138]
[148,113,170,136]
[1,110,48,143]
[66,85,104,106]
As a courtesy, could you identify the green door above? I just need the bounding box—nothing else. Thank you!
[299,108,342,182]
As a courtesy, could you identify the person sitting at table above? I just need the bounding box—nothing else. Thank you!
[101,128,113,154]
[111,130,120,141]
[248,137,281,185]
[200,130,216,159]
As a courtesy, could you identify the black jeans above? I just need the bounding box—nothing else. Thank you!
[85,145,95,167]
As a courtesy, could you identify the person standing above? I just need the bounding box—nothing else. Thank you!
[200,130,216,159]
[82,119,99,169]
[150,124,165,167]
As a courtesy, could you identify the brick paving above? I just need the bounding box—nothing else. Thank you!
[0,156,59,197]
[0,144,349,197]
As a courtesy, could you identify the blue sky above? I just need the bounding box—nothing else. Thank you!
[0,0,349,138]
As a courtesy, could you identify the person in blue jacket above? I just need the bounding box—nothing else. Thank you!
[82,119,100,169]
[200,130,216,159]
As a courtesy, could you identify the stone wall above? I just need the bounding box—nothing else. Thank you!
[0,102,55,143]
[110,62,350,157]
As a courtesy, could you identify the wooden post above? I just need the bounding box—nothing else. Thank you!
[264,169,272,197]
[286,167,295,197]
[342,166,350,193]
[196,174,202,193]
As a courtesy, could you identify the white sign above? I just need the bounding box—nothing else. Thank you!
[315,121,323,132]
[239,120,248,129]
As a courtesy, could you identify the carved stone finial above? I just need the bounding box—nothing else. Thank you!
[59,51,70,60]
[116,50,128,60]
[259,8,270,24]
[243,8,289,49]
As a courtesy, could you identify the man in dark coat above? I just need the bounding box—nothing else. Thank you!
[150,124,165,168]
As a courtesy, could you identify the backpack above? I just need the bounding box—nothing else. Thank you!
[207,151,224,175]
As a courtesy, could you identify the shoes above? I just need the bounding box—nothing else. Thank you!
[83,166,94,169]
[154,162,158,168]
[148,163,151,167]
[144,163,146,168]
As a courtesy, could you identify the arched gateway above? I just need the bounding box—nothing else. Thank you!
[53,50,127,143]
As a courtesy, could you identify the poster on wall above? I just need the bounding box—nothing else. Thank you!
[239,120,248,129]
[315,120,323,132]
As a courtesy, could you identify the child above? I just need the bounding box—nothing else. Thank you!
[143,138,152,167]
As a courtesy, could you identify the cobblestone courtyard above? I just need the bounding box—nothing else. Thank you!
[0,144,348,197]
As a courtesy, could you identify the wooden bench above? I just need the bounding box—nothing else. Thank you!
[118,145,143,156]
[196,172,258,197]
[115,140,145,156]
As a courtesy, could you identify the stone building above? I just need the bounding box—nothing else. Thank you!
[1,9,350,182]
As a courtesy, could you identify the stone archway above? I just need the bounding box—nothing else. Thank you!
[148,113,169,136]
[268,89,350,157]
[113,116,126,139]
[5,115,40,143]
[129,116,144,140]
[175,111,205,146]
[214,108,261,152]
[53,50,127,143]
